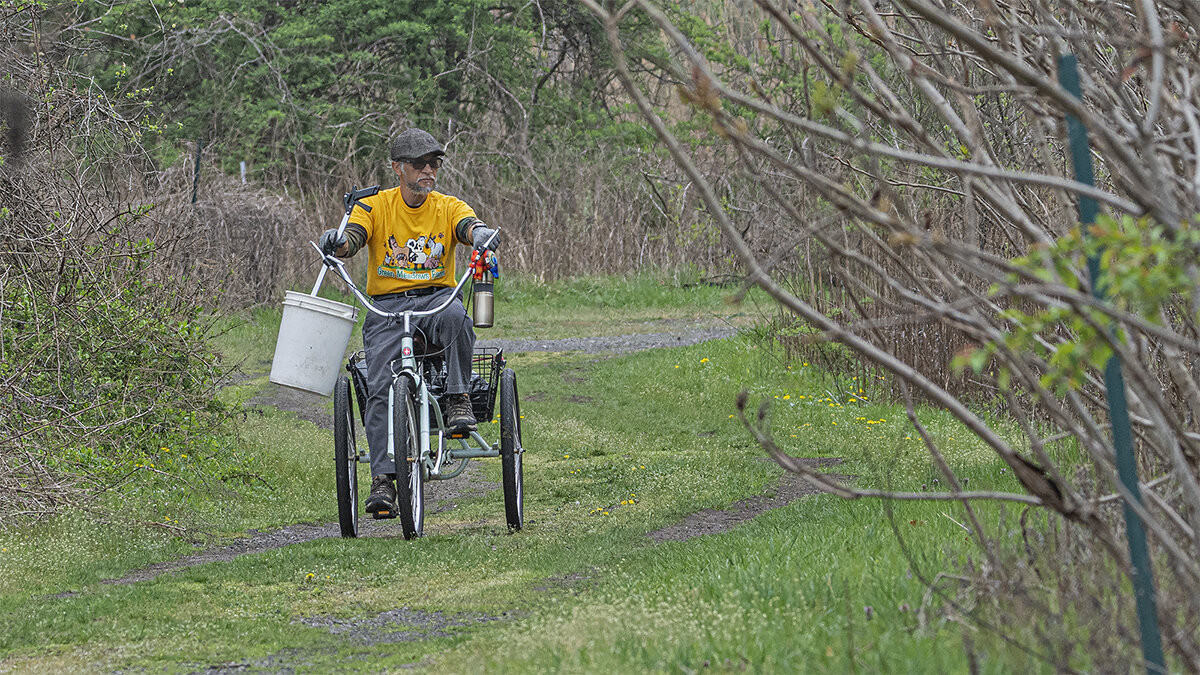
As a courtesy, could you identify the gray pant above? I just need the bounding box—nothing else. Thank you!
[362,287,476,476]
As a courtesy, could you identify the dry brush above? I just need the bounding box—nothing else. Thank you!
[585,0,1200,670]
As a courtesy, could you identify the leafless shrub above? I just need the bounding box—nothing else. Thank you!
[587,0,1200,670]
[146,157,313,306]
[312,126,739,283]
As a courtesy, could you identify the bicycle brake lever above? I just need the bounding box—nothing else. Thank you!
[310,240,346,267]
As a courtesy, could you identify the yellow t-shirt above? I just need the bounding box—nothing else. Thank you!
[349,187,476,296]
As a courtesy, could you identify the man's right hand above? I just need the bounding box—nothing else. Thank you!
[319,228,347,256]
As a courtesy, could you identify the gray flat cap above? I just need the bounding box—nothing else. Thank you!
[390,128,445,160]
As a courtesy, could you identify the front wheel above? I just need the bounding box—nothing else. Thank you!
[333,375,359,538]
[499,368,523,532]
[393,376,425,539]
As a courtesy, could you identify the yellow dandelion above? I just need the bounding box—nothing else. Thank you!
[700,358,709,363]
[783,394,791,400]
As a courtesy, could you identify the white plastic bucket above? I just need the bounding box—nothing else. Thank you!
[269,291,359,396]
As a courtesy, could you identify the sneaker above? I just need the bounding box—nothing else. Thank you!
[365,474,397,517]
[445,393,477,432]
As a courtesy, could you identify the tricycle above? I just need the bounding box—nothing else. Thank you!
[315,187,523,540]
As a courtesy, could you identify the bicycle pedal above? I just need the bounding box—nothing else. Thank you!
[372,510,397,520]
[448,431,469,439]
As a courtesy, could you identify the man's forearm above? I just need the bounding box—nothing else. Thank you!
[455,217,482,246]
[341,223,368,257]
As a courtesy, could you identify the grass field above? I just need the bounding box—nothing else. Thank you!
[0,274,1050,673]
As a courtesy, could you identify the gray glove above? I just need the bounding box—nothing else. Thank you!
[471,224,500,251]
[319,228,346,256]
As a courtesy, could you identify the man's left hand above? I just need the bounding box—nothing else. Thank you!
[472,224,500,251]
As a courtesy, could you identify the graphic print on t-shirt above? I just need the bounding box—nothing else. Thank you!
[378,232,447,281]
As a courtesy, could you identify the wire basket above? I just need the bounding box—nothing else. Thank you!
[469,347,504,423]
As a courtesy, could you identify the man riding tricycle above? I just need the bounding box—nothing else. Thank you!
[315,127,524,539]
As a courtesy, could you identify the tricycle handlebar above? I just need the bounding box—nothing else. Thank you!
[310,225,499,322]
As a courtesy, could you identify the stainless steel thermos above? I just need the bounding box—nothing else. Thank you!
[473,270,494,328]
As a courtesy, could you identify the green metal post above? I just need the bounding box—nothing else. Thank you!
[1057,54,1165,674]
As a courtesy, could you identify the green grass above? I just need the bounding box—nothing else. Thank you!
[490,272,771,339]
[0,275,1055,673]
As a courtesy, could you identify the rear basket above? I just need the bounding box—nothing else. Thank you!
[469,347,504,423]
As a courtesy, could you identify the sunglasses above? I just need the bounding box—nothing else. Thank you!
[400,157,443,170]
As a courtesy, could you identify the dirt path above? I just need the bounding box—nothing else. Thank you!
[103,462,491,586]
[475,323,737,355]
[647,458,846,543]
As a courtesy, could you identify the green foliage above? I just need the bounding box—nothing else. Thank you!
[955,214,1200,394]
[0,233,242,515]
[1,0,257,524]
[71,0,640,186]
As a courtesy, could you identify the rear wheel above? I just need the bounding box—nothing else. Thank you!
[393,377,424,539]
[333,375,359,538]
[499,368,523,532]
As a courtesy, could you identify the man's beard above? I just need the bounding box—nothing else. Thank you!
[407,178,434,196]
